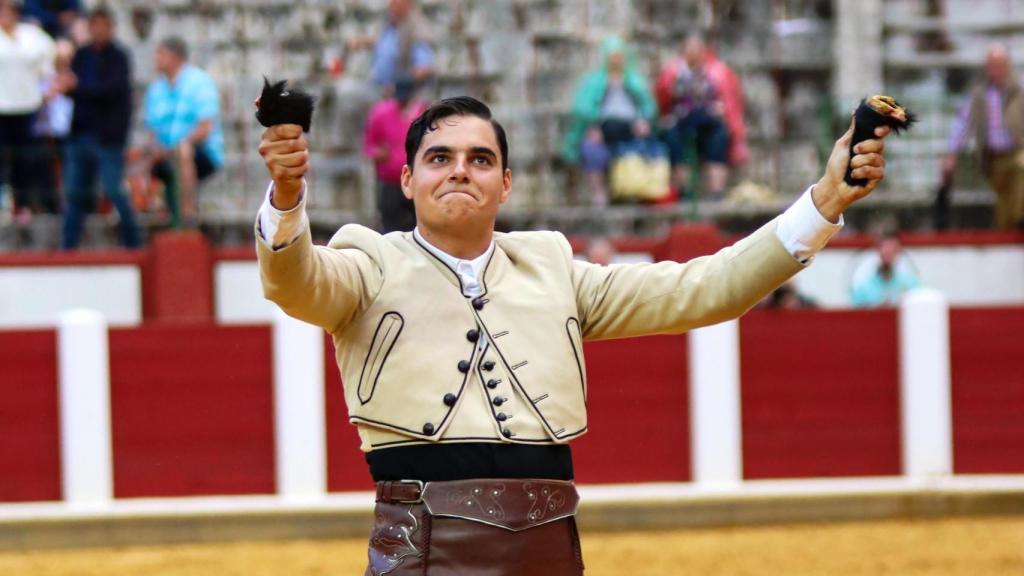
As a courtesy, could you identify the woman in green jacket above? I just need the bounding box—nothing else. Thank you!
[562,36,657,206]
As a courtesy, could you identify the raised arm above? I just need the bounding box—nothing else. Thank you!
[574,119,891,340]
[256,124,381,332]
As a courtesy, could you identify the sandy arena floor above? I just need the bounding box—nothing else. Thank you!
[1,516,1021,575]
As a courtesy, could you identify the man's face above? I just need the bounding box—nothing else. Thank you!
[154,46,179,76]
[986,49,1011,86]
[879,238,900,267]
[0,3,17,28]
[388,0,411,21]
[401,115,511,232]
[89,16,113,46]
[683,38,705,69]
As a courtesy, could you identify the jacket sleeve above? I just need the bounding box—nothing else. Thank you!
[570,218,805,341]
[256,222,382,333]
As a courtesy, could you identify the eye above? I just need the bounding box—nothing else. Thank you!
[472,156,492,166]
[430,154,448,163]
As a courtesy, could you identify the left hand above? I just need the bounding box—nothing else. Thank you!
[812,118,892,222]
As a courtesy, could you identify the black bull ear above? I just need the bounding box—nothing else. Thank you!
[255,77,316,133]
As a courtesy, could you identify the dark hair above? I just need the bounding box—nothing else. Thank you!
[89,5,115,23]
[158,36,188,61]
[405,96,509,172]
[1,0,23,12]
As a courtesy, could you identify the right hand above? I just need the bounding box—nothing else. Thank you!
[259,124,308,209]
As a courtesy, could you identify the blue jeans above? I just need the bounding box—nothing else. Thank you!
[61,135,140,249]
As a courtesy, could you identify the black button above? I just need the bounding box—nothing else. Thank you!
[443,393,457,407]
[493,397,505,407]
[486,379,499,389]
[466,329,480,342]
[496,413,508,422]
[423,423,435,435]
[458,360,471,373]
[502,428,513,438]
[472,297,485,310]
[483,361,496,371]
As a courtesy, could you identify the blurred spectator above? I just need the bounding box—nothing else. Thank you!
[759,280,817,310]
[143,36,224,228]
[20,0,79,40]
[850,235,921,308]
[943,44,1024,230]
[562,36,657,206]
[656,34,730,199]
[583,237,616,266]
[348,0,434,92]
[0,0,55,222]
[61,6,138,249]
[25,36,74,218]
[363,77,426,232]
[703,45,748,167]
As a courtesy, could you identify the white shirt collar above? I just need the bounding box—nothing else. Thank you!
[413,227,494,297]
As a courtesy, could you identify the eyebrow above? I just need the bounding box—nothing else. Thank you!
[422,145,498,160]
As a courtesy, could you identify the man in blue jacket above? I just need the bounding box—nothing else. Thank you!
[61,5,140,249]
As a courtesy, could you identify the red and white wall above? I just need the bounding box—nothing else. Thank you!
[1,227,1022,509]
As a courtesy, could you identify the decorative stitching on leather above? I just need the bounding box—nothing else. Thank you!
[368,505,423,575]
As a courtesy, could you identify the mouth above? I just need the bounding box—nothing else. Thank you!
[439,190,477,200]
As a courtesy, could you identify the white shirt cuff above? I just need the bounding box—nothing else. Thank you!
[257,180,308,250]
[774,185,844,264]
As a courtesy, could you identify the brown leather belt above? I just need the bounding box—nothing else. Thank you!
[375,478,580,532]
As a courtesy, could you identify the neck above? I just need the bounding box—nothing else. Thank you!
[167,64,183,83]
[1,22,15,35]
[418,224,493,260]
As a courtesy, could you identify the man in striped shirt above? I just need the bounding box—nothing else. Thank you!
[943,44,1024,229]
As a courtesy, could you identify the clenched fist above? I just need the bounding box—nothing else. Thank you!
[812,119,891,223]
[259,124,308,210]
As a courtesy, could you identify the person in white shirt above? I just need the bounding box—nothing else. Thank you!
[0,0,54,220]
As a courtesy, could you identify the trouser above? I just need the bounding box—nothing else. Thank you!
[0,112,37,212]
[987,151,1024,229]
[62,135,140,249]
[368,479,584,575]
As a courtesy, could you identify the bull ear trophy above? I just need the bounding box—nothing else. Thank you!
[254,77,316,133]
[845,95,917,187]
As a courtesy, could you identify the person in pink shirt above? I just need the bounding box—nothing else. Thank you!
[364,77,427,232]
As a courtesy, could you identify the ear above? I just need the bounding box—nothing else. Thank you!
[499,168,512,204]
[400,165,413,200]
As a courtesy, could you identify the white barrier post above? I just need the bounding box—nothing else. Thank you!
[688,320,742,487]
[899,288,952,480]
[273,308,327,500]
[57,308,112,508]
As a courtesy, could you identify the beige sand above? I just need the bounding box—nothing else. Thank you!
[1,516,1021,575]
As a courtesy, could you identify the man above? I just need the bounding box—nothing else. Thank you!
[348,0,434,91]
[143,36,224,228]
[256,97,889,575]
[61,6,139,249]
[363,77,426,232]
[850,234,921,308]
[943,44,1024,229]
[656,34,730,199]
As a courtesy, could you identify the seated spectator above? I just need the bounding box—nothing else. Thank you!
[656,34,730,199]
[364,77,427,233]
[142,36,224,228]
[20,0,80,40]
[850,235,921,307]
[703,44,748,167]
[61,6,139,249]
[0,0,55,223]
[562,36,657,207]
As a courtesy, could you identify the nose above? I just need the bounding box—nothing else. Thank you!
[448,155,470,182]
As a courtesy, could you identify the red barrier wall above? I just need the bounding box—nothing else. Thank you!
[0,330,61,502]
[324,334,375,492]
[950,308,1024,474]
[573,335,691,483]
[109,325,276,497]
[740,310,901,479]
